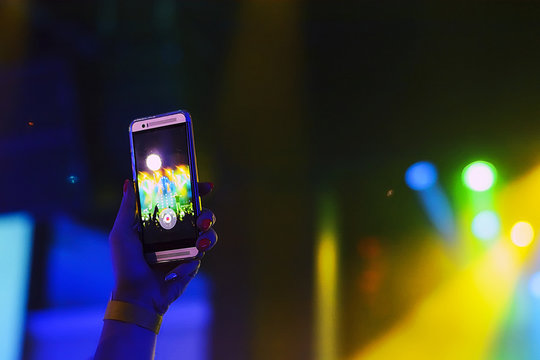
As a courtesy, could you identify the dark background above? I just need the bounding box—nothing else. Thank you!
[2,1,540,359]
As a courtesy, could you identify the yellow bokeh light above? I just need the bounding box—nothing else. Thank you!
[510,221,534,247]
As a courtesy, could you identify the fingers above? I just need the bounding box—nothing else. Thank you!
[196,184,217,253]
[164,259,201,282]
[196,227,218,252]
[158,260,201,313]
[198,182,214,197]
[197,208,216,232]
[163,260,201,307]
[196,209,217,252]
[109,180,149,286]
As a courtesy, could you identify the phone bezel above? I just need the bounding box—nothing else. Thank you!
[129,110,201,263]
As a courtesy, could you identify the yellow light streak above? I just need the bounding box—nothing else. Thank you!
[350,241,520,360]
[0,1,28,63]
[315,193,339,360]
[350,163,540,360]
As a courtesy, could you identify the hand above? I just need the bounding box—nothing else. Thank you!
[109,179,218,314]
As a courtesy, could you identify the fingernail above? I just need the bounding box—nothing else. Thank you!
[201,219,212,230]
[123,179,129,194]
[209,182,214,190]
[165,273,178,282]
[198,238,211,251]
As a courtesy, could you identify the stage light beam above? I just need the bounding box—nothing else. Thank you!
[463,161,496,192]
[405,162,455,240]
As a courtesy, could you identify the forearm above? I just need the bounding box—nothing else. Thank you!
[94,319,157,360]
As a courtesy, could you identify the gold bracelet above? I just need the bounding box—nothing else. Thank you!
[104,300,163,335]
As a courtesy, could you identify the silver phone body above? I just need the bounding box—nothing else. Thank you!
[129,110,201,263]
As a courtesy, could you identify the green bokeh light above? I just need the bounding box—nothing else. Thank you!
[462,161,497,192]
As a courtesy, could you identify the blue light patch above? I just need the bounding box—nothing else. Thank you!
[67,175,79,184]
[471,210,501,241]
[405,161,438,191]
[529,272,540,299]
[0,213,33,360]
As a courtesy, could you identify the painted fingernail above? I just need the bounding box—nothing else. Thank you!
[198,238,211,251]
[201,219,212,230]
[165,273,178,282]
[123,179,129,194]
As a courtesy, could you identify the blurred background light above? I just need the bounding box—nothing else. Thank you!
[0,213,33,360]
[417,185,456,241]
[405,161,438,191]
[471,210,501,241]
[462,161,496,192]
[511,222,535,248]
[529,272,540,299]
[405,161,455,240]
[67,175,79,184]
[315,193,339,360]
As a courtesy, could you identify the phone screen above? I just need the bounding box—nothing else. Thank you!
[131,122,198,251]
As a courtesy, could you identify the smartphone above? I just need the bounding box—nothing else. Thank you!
[129,110,201,264]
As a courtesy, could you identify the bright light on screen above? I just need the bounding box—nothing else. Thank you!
[146,154,162,171]
[0,213,33,360]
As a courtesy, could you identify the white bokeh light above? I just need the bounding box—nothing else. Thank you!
[463,161,496,191]
[146,154,162,171]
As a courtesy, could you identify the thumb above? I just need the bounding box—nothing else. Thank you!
[113,179,137,231]
[163,260,201,306]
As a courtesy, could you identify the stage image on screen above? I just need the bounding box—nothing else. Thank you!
[138,164,194,230]
[133,122,198,246]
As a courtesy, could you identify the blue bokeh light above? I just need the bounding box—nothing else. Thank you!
[529,272,540,299]
[0,213,33,360]
[405,161,438,191]
[67,175,79,184]
[471,210,501,241]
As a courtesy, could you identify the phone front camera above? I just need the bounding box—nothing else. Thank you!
[142,124,146,128]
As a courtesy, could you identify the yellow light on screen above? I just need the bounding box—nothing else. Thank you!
[510,221,535,247]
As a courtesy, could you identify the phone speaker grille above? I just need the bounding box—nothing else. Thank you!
[156,250,191,260]
[150,118,177,127]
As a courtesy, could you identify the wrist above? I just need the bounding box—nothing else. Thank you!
[112,287,163,315]
[104,300,163,335]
